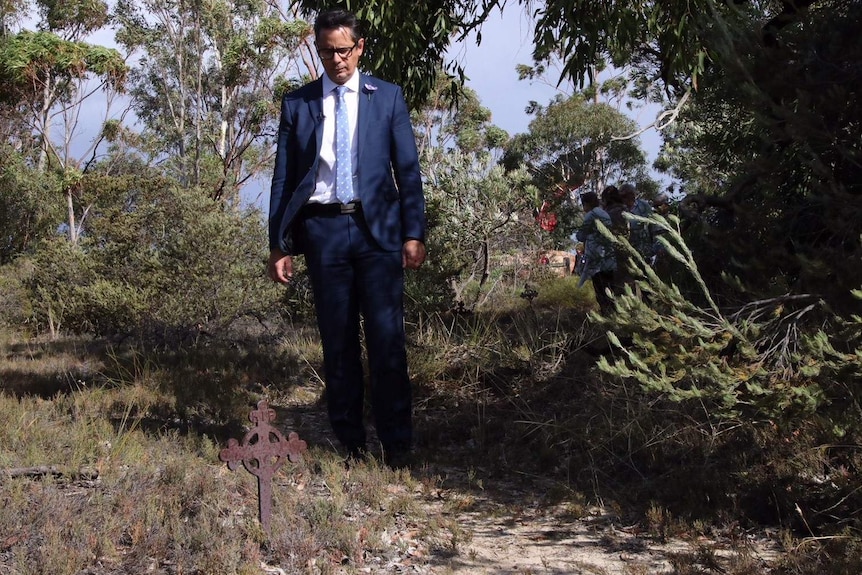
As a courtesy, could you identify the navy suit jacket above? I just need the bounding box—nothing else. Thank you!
[268,73,426,255]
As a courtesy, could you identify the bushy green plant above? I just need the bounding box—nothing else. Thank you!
[0,258,34,328]
[596,213,861,432]
[0,147,65,263]
[415,148,539,314]
[26,175,280,341]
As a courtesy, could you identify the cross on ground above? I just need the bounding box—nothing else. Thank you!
[219,399,307,537]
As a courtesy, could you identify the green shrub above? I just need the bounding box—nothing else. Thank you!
[598,213,861,427]
[26,178,281,341]
[0,147,65,264]
[0,258,34,328]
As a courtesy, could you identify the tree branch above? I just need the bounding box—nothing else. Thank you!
[610,88,691,142]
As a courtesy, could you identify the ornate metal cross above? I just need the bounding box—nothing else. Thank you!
[219,399,307,537]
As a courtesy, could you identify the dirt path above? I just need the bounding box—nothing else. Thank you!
[422,493,779,574]
[277,399,782,574]
[445,503,676,574]
[450,508,697,574]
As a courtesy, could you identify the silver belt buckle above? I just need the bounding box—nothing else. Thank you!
[340,202,358,214]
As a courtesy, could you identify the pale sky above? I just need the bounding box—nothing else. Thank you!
[449,8,558,135]
[451,8,665,163]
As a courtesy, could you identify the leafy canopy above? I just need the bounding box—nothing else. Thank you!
[294,0,745,105]
[0,30,126,105]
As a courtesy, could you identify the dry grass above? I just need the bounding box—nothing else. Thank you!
[1,273,860,573]
[0,331,464,574]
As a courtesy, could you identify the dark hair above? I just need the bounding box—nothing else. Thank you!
[619,183,636,199]
[601,184,622,206]
[314,8,363,41]
[580,191,599,209]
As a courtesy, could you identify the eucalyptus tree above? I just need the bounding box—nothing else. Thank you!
[114,0,312,202]
[0,0,126,244]
[504,95,647,195]
[501,93,651,245]
[411,72,538,310]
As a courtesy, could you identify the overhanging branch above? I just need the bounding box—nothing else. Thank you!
[610,88,691,142]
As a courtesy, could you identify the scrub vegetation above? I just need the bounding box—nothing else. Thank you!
[1,0,860,573]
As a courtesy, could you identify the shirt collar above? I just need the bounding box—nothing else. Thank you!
[322,71,361,96]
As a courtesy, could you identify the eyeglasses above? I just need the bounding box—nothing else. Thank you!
[317,43,358,60]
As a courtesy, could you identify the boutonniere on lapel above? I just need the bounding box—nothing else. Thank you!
[363,83,377,101]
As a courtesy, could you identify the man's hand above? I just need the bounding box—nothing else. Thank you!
[268,249,294,284]
[402,239,426,270]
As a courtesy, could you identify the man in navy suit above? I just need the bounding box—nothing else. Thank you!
[267,8,426,468]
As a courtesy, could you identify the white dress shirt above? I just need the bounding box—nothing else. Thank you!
[309,72,360,204]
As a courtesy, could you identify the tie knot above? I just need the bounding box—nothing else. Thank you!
[336,85,348,99]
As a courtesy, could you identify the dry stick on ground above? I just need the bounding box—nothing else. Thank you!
[2,466,99,480]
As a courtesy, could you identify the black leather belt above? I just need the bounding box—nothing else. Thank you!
[302,201,362,216]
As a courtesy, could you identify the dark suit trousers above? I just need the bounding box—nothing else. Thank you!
[301,208,412,454]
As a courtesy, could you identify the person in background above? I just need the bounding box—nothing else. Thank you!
[601,184,630,292]
[650,193,671,268]
[601,184,629,236]
[620,182,655,262]
[267,8,426,469]
[573,241,586,277]
[576,191,616,312]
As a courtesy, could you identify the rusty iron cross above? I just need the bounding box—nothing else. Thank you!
[219,399,307,537]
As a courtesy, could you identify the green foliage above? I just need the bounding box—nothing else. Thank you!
[24,236,92,335]
[0,30,126,105]
[504,94,646,193]
[596,212,860,427]
[419,147,538,312]
[655,0,862,313]
[0,258,33,327]
[531,0,717,91]
[25,175,280,340]
[291,0,728,106]
[412,71,506,155]
[38,0,109,36]
[0,147,65,262]
[407,70,539,312]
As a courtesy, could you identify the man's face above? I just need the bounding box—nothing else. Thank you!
[316,26,364,85]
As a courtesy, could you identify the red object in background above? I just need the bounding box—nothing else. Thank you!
[535,200,558,232]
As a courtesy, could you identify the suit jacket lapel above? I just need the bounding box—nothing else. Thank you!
[308,79,325,154]
[357,73,374,165]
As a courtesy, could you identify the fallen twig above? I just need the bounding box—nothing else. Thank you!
[2,466,99,481]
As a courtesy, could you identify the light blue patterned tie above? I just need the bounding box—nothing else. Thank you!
[334,85,354,204]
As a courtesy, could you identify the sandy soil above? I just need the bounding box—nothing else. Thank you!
[276,397,782,575]
[426,494,779,575]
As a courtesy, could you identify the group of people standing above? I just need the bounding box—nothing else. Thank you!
[575,183,668,312]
